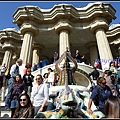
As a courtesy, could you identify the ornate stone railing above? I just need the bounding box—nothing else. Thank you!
[77,62,103,76]
[31,62,104,88]
[32,63,103,76]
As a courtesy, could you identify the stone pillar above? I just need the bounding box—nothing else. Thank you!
[2,44,14,68]
[32,43,44,65]
[12,52,19,63]
[86,42,99,66]
[0,48,4,65]
[116,45,120,63]
[95,28,113,70]
[2,50,13,68]
[20,25,38,64]
[91,21,113,70]
[59,30,70,56]
[118,46,120,56]
[32,47,40,65]
[55,22,72,57]
[20,32,33,64]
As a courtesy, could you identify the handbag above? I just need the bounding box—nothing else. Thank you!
[20,107,31,118]
[4,68,9,76]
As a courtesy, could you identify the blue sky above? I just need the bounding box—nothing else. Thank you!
[0,1,120,30]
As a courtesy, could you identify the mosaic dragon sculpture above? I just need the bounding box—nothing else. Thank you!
[34,52,105,118]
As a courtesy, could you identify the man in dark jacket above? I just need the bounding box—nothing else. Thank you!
[89,67,100,86]
[73,49,81,63]
[23,68,34,97]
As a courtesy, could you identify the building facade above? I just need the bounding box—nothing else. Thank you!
[0,2,120,70]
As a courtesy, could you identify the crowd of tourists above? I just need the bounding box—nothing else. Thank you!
[0,58,58,118]
[0,49,120,118]
[88,60,120,118]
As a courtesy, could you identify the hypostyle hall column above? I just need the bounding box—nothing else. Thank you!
[91,20,113,70]
[20,24,38,64]
[86,42,99,66]
[32,43,44,65]
[118,48,120,57]
[59,30,69,55]
[20,32,33,64]
[55,22,72,57]
[2,44,14,68]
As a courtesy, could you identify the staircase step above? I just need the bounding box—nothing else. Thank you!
[1,110,11,118]
[1,102,5,106]
[0,101,11,118]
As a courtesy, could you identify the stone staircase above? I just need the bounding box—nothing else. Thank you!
[0,89,11,118]
[0,63,103,118]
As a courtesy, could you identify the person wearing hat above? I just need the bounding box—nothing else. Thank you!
[4,58,24,110]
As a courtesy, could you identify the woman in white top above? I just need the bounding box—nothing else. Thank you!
[30,74,49,116]
[47,68,55,88]
[43,73,49,84]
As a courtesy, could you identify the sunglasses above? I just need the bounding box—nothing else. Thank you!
[36,78,41,80]
[20,99,27,102]
[101,82,106,85]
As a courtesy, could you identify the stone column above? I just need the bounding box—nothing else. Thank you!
[20,25,38,64]
[86,42,99,66]
[91,21,113,70]
[2,50,13,68]
[95,28,113,70]
[116,45,120,63]
[59,30,70,56]
[118,46,120,56]
[32,43,44,65]
[2,44,14,68]
[20,32,33,64]
[55,22,72,57]
[0,48,4,65]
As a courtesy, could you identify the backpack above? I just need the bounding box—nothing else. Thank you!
[5,64,18,79]
[4,68,9,76]
[92,86,103,107]
[5,68,11,79]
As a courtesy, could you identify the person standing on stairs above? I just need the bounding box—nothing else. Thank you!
[4,58,24,110]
